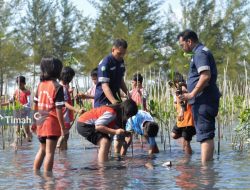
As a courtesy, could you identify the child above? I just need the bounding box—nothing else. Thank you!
[130,73,148,111]
[56,66,84,150]
[120,110,159,156]
[171,72,196,155]
[76,99,138,162]
[12,76,32,147]
[77,68,98,108]
[86,67,98,107]
[33,57,66,172]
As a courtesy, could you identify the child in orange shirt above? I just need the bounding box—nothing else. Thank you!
[57,66,84,150]
[171,72,196,154]
[77,99,138,162]
[33,57,67,172]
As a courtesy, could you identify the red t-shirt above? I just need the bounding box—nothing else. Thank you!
[78,106,116,128]
[14,89,31,105]
[34,80,64,137]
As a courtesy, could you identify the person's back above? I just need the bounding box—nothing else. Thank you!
[35,80,63,136]
[33,57,66,173]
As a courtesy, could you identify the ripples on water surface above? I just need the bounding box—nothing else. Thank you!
[0,134,250,189]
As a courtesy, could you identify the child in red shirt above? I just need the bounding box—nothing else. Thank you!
[77,99,138,162]
[11,76,32,149]
[57,66,84,150]
[33,57,66,172]
[130,73,148,111]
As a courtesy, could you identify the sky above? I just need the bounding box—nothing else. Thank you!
[71,0,182,19]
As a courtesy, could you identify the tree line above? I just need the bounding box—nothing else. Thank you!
[0,0,249,95]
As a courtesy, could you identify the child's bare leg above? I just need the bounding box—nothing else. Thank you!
[184,140,192,155]
[11,125,21,149]
[44,138,57,172]
[34,143,46,170]
[23,125,32,142]
[113,139,122,156]
[97,137,110,162]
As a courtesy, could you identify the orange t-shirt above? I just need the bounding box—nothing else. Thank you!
[78,106,116,128]
[176,102,194,128]
[34,80,64,137]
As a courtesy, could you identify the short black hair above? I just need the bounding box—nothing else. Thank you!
[40,57,63,81]
[173,72,185,84]
[177,29,199,42]
[122,99,138,119]
[16,76,26,84]
[60,66,75,84]
[113,39,128,49]
[91,67,98,77]
[144,121,159,137]
[133,73,143,83]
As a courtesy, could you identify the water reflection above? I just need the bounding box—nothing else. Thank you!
[174,156,219,190]
[1,135,250,189]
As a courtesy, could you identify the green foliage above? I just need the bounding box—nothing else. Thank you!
[148,99,173,126]
[83,0,164,75]
[233,108,250,150]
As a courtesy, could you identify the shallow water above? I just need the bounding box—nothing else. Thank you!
[0,132,250,190]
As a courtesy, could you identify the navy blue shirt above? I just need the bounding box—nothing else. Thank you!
[94,53,125,107]
[187,43,221,104]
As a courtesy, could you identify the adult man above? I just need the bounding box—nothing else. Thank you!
[177,29,221,164]
[94,39,130,157]
[94,39,129,107]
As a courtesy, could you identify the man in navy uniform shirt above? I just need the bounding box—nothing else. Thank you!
[177,29,221,164]
[94,39,130,156]
[94,39,130,108]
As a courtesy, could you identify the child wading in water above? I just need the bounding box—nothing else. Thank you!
[170,72,196,154]
[11,76,32,149]
[33,57,67,172]
[57,66,84,150]
[121,110,159,156]
[76,99,138,162]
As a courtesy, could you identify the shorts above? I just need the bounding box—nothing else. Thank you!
[38,136,58,144]
[192,101,219,142]
[172,125,196,141]
[113,134,125,141]
[76,122,110,145]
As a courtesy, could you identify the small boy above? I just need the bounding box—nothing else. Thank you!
[130,73,148,111]
[170,72,196,155]
[12,76,32,146]
[120,110,159,156]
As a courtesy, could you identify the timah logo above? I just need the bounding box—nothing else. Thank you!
[0,109,33,126]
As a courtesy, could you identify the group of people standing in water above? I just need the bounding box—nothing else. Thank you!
[4,29,220,173]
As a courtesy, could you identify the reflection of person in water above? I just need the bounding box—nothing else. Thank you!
[175,156,198,189]
[175,156,218,189]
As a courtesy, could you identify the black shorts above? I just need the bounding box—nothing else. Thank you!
[38,136,58,144]
[77,122,110,145]
[172,125,196,141]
